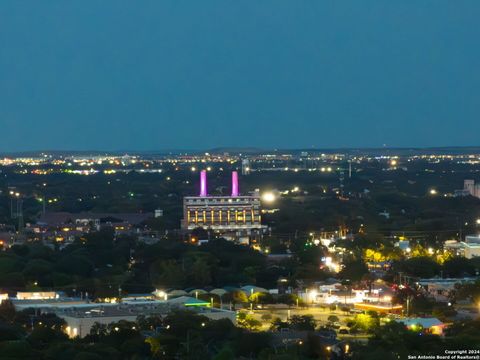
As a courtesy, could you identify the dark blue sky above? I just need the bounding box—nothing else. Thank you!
[1,1,479,151]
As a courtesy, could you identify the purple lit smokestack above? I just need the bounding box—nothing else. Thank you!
[231,171,239,196]
[200,170,207,197]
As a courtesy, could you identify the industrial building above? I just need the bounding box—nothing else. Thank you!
[181,170,266,243]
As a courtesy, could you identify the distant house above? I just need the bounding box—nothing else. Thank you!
[29,212,154,242]
[37,212,152,228]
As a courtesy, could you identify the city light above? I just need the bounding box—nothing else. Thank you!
[261,192,276,203]
[429,189,437,195]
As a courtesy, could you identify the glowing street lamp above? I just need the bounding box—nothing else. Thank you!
[261,192,276,203]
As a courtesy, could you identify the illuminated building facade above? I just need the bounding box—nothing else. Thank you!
[182,171,264,241]
[464,179,480,198]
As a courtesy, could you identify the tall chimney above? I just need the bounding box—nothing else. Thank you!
[200,170,207,197]
[231,171,239,196]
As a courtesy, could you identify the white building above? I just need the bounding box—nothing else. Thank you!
[13,296,236,338]
[417,277,477,301]
[463,180,480,198]
[444,236,480,259]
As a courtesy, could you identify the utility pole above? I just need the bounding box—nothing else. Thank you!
[17,198,24,231]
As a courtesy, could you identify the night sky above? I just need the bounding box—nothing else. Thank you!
[1,1,479,151]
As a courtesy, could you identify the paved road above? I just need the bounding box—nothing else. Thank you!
[248,306,354,330]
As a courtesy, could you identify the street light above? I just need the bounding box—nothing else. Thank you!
[250,288,254,311]
[261,192,276,203]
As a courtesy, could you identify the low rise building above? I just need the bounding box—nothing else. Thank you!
[29,212,153,243]
[417,277,478,301]
[395,317,445,336]
[12,295,236,338]
[444,236,480,259]
[11,293,88,311]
